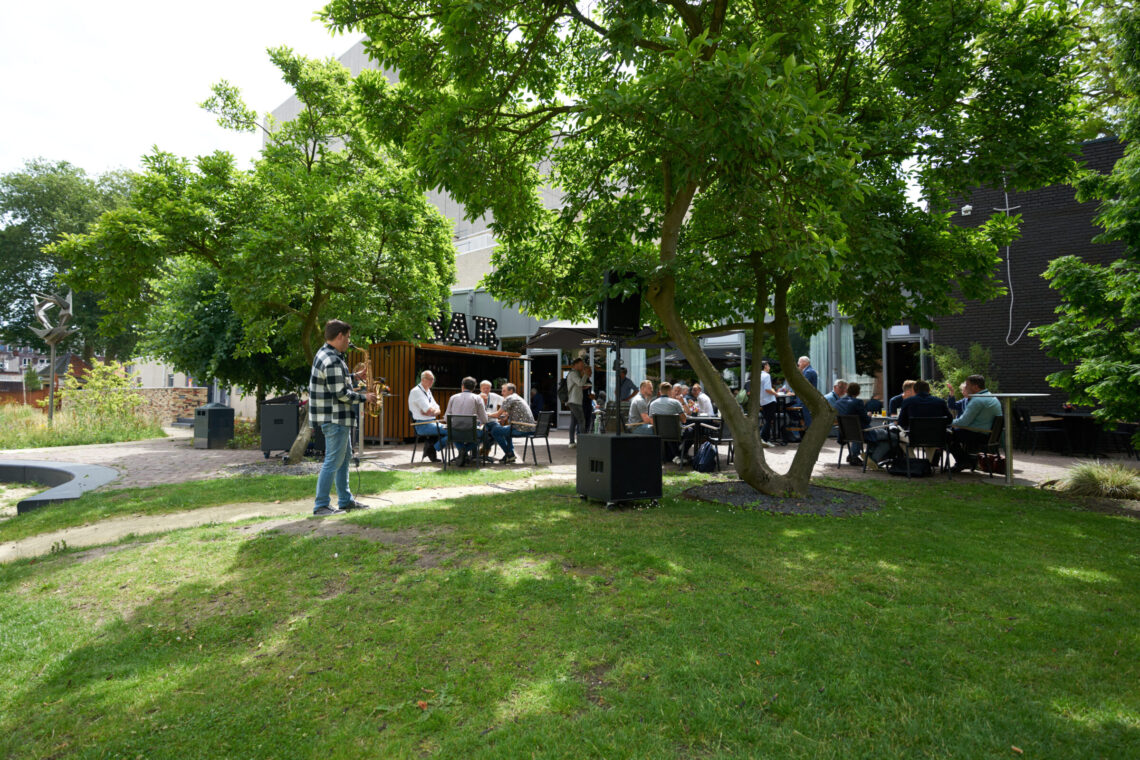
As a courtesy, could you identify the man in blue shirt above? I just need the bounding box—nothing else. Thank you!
[898,379,954,428]
[834,382,891,466]
[797,356,818,430]
[888,379,916,416]
[948,374,1002,471]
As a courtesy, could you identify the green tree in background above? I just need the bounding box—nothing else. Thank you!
[1034,5,1140,445]
[0,159,136,359]
[22,365,42,392]
[54,48,457,459]
[326,0,1082,495]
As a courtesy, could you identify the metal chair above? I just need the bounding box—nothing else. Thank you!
[442,414,480,470]
[700,419,734,468]
[518,410,554,465]
[836,414,868,471]
[652,413,685,466]
[962,416,1006,477]
[1013,407,1063,455]
[903,417,950,478]
[409,412,439,464]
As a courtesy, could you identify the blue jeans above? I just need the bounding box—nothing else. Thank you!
[415,421,444,448]
[314,421,354,511]
[631,423,656,436]
[484,421,513,454]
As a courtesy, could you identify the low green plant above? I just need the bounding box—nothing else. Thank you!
[1058,461,1140,499]
[227,418,261,450]
[0,403,165,449]
[928,342,999,393]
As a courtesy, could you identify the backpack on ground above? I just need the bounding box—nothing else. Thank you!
[693,441,719,473]
[886,457,933,477]
[557,375,570,404]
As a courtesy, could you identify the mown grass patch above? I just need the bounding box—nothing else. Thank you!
[0,476,1137,758]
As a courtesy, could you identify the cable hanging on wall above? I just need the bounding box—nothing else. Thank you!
[994,176,1030,345]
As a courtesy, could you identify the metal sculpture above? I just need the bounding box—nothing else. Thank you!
[30,291,78,423]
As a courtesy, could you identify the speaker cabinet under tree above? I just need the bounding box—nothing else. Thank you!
[598,270,642,336]
[576,433,662,506]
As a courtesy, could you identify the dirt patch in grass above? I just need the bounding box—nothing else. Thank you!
[256,519,453,545]
[1066,495,1140,519]
[683,480,879,517]
[577,662,613,709]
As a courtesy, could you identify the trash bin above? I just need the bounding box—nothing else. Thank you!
[194,402,234,450]
[260,401,299,458]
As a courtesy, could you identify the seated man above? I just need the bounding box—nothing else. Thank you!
[897,379,954,430]
[888,379,916,416]
[491,382,535,463]
[823,379,848,409]
[409,369,443,462]
[834,382,891,466]
[649,381,693,463]
[948,374,1002,471]
[478,380,506,457]
[691,382,714,417]
[628,380,656,435]
[442,376,507,466]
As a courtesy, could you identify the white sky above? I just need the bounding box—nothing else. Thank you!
[0,1,359,177]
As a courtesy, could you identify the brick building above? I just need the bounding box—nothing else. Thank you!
[932,137,1127,413]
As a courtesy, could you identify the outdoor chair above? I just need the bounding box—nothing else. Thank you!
[962,416,1006,478]
[409,412,438,464]
[652,413,686,467]
[836,414,868,472]
[1107,422,1137,459]
[442,414,481,470]
[903,417,951,479]
[1013,407,1064,455]
[517,410,554,465]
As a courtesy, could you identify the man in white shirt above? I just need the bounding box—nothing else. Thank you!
[758,360,777,447]
[408,369,442,462]
[692,382,714,416]
[479,380,504,414]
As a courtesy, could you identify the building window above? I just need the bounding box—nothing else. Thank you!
[167,374,175,388]
[21,358,30,367]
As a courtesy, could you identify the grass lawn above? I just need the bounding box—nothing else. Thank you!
[1,475,1137,758]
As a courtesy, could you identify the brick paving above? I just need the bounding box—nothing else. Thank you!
[3,424,1132,491]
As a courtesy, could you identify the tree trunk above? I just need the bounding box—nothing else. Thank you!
[287,405,313,464]
[254,383,266,431]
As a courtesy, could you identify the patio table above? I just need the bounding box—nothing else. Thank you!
[988,393,1050,485]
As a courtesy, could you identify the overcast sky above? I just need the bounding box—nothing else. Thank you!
[1,1,359,178]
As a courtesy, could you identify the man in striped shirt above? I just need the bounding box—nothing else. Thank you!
[309,319,377,516]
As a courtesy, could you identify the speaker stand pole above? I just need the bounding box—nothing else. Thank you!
[613,337,623,436]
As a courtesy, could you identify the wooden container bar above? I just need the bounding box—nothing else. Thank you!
[350,341,524,443]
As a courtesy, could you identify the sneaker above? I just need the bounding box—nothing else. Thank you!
[672,456,682,465]
[761,440,775,448]
[456,452,469,468]
[500,454,516,464]
[865,458,881,471]
[568,442,576,449]
[341,500,372,511]
[846,454,864,466]
[423,443,439,462]
[313,506,345,517]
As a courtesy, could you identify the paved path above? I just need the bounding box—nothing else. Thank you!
[0,475,572,563]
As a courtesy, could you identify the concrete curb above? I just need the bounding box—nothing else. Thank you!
[0,459,120,513]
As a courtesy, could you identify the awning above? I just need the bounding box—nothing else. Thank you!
[524,320,671,351]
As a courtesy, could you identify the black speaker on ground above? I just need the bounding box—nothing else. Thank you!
[260,402,299,458]
[598,270,642,336]
[576,434,662,506]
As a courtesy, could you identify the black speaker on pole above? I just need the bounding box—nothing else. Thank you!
[598,270,642,336]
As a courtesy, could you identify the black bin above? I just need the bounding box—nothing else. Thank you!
[260,402,299,458]
[194,402,234,450]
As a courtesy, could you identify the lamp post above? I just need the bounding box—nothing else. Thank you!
[30,291,78,425]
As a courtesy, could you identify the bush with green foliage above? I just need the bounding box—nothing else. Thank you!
[21,367,41,392]
[1058,461,1140,500]
[928,343,1000,393]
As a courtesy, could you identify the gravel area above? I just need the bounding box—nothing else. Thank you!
[684,480,879,517]
[225,460,327,477]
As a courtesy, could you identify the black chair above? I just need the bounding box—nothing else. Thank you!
[1013,407,1064,455]
[962,416,1006,478]
[443,414,480,470]
[700,419,733,468]
[836,414,868,471]
[518,410,554,465]
[904,417,951,478]
[409,412,438,464]
[1107,422,1137,459]
[652,413,685,466]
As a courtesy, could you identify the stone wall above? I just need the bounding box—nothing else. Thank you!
[60,387,208,424]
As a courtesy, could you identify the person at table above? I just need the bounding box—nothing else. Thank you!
[566,357,592,448]
[897,379,954,429]
[865,394,884,415]
[691,382,714,417]
[628,379,656,435]
[490,382,534,463]
[617,367,638,403]
[529,386,544,415]
[948,374,1002,471]
[834,382,891,467]
[946,380,970,415]
[673,383,699,416]
[650,381,693,462]
[443,376,508,466]
[409,369,443,462]
[478,379,505,458]
[823,379,848,408]
[888,379,917,416]
[758,360,778,448]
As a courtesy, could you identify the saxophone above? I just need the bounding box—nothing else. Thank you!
[352,348,388,418]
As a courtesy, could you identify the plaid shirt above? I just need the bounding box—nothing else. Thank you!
[308,343,365,428]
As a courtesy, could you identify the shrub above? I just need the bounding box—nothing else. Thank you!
[928,342,1000,392]
[1058,462,1140,500]
[227,418,261,450]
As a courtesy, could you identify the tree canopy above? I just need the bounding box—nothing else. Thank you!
[54,47,457,380]
[0,159,136,358]
[325,0,1083,494]
[1033,4,1140,443]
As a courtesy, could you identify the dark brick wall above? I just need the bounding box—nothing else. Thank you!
[932,138,1127,413]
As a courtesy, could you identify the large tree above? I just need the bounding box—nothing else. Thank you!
[0,159,136,358]
[325,0,1081,494]
[55,47,456,460]
[1033,4,1140,445]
